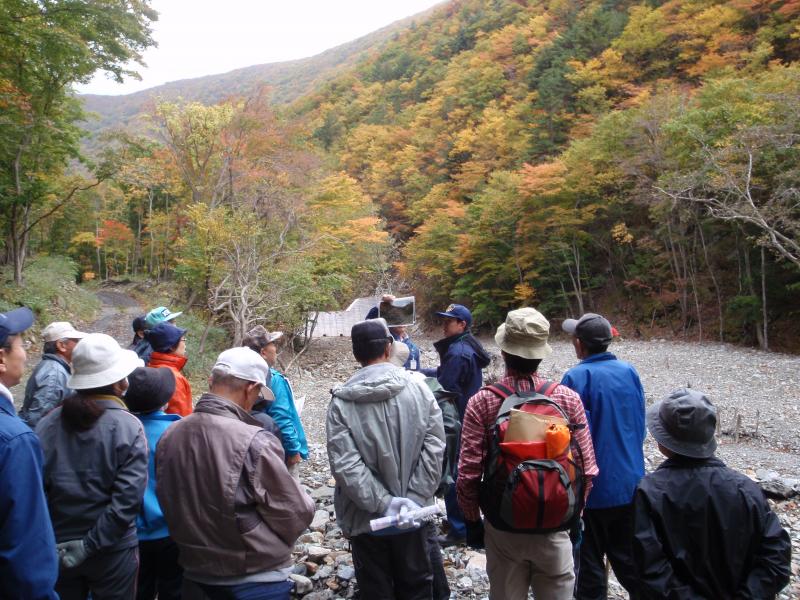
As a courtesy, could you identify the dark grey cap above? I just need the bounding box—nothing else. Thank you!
[351,318,392,344]
[646,388,717,459]
[562,313,613,346]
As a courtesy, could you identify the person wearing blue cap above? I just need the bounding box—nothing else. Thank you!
[0,307,59,599]
[421,303,490,547]
[146,322,193,416]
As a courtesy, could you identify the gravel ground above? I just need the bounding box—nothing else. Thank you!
[290,332,800,599]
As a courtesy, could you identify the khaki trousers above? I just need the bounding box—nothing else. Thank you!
[485,522,575,600]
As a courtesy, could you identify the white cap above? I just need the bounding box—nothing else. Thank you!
[69,333,144,390]
[267,331,284,344]
[213,347,275,401]
[42,321,87,343]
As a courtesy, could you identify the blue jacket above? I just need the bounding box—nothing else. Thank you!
[136,410,180,541]
[267,369,308,460]
[20,353,71,428]
[0,387,59,599]
[561,352,645,509]
[421,332,491,420]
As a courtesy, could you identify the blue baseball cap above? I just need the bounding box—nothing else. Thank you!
[435,303,472,326]
[145,322,187,353]
[0,307,34,346]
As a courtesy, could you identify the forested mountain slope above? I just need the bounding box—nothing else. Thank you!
[79,7,437,136]
[290,0,800,349]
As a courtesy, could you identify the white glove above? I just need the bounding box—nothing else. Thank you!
[57,539,88,569]
[385,497,422,530]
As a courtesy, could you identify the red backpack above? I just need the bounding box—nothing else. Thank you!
[478,379,585,533]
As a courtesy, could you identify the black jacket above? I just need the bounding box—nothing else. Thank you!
[633,456,791,599]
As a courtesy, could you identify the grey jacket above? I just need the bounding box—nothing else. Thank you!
[21,354,71,428]
[36,397,148,555]
[327,362,445,537]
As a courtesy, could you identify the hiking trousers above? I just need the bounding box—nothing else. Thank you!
[485,522,574,600]
[351,523,434,599]
[577,504,639,600]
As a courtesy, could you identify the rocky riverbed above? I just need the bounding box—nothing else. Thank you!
[289,334,800,599]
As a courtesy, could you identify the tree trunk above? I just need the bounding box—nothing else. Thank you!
[760,246,768,351]
[696,216,724,341]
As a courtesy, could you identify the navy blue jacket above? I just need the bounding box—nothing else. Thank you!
[0,387,59,599]
[561,352,645,508]
[421,332,490,420]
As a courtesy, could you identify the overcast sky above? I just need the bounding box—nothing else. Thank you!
[76,0,443,96]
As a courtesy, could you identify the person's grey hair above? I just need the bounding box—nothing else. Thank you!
[43,340,60,355]
[209,367,251,391]
[242,325,269,353]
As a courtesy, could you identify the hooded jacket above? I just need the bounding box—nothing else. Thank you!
[421,332,491,419]
[147,351,193,416]
[156,392,314,581]
[20,354,72,428]
[633,456,791,599]
[327,362,445,537]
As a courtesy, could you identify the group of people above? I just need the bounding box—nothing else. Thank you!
[0,297,792,599]
[0,304,310,599]
[335,300,792,599]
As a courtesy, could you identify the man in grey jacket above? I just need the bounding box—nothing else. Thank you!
[21,321,86,427]
[157,347,314,599]
[327,318,446,599]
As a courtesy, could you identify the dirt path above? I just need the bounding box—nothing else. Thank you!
[88,290,143,345]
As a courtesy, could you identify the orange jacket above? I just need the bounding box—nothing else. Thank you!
[148,352,193,416]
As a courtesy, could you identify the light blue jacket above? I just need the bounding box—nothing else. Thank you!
[136,410,181,540]
[266,369,308,460]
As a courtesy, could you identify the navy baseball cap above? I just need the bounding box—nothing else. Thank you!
[435,303,472,326]
[0,307,34,346]
[145,322,187,353]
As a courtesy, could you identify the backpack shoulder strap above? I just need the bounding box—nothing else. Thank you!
[483,383,523,419]
[535,379,559,397]
[484,383,514,398]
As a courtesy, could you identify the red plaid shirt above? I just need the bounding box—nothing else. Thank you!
[456,371,598,521]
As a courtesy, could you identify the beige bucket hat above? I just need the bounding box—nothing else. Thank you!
[494,307,553,359]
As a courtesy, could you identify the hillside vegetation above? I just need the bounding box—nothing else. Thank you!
[2,0,799,352]
[290,0,800,350]
[78,8,436,138]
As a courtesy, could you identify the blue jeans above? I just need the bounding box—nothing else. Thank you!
[196,580,293,600]
[445,473,466,537]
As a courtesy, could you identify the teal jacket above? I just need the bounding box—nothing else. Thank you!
[266,369,308,460]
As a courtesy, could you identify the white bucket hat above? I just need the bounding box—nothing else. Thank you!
[68,333,144,390]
